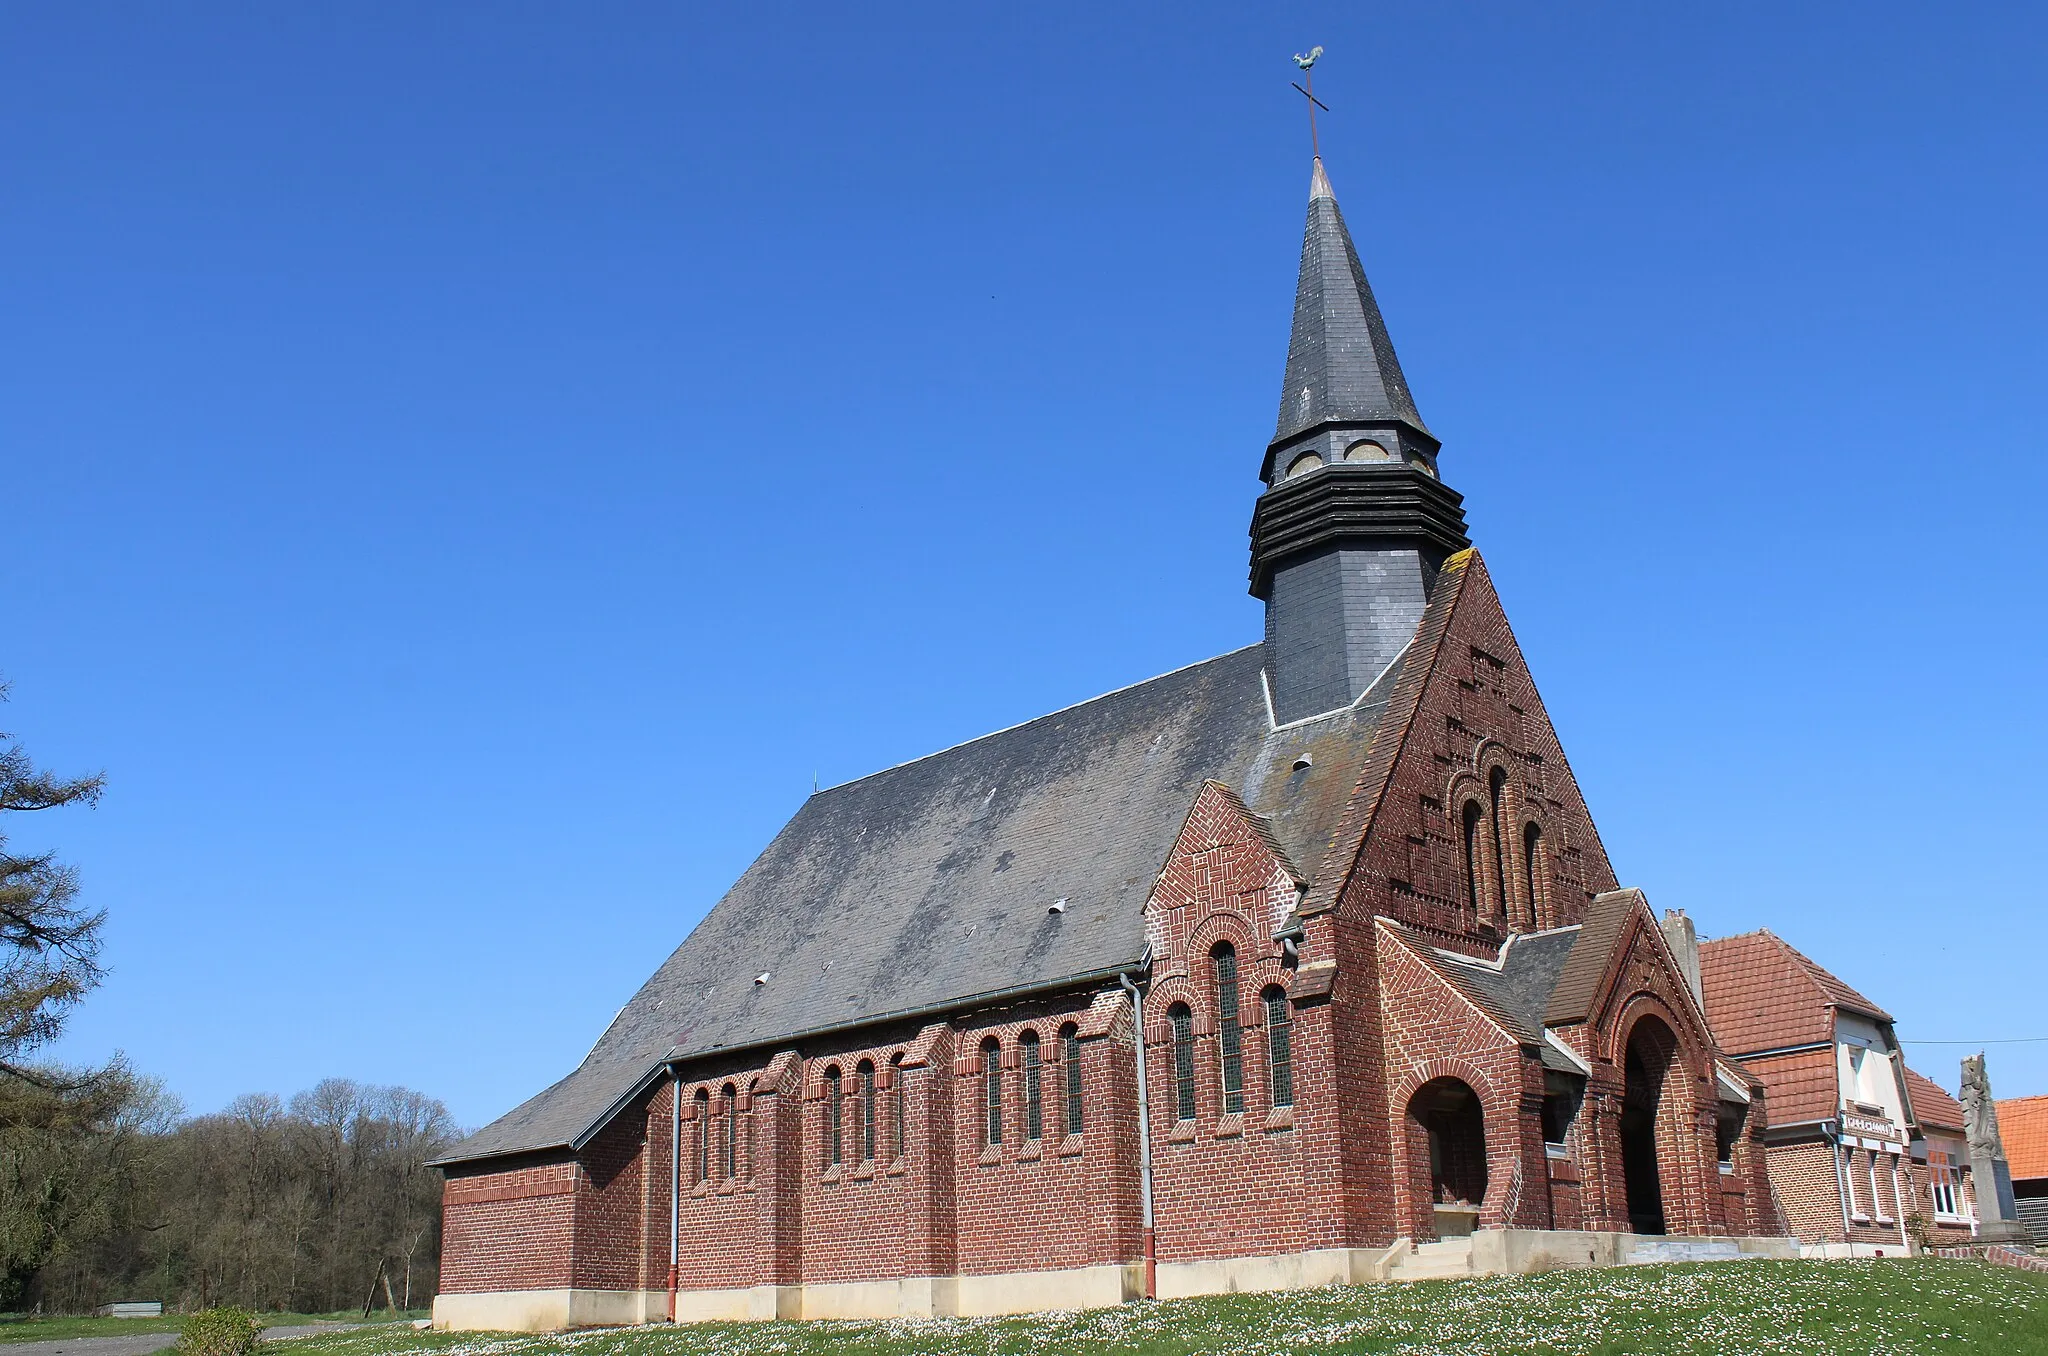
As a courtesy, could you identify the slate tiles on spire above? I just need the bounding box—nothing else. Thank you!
[1273,158,1427,448]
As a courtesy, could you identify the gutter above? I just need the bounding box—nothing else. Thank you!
[1119,971,1157,1301]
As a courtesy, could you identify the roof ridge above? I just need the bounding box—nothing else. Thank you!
[814,644,1261,796]
[1769,933,1893,1021]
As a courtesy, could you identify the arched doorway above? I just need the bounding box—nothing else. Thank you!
[1621,1017,1680,1235]
[1408,1078,1488,1236]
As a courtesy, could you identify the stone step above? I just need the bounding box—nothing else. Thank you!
[1392,1238,1472,1281]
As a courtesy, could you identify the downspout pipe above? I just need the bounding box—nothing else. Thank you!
[1892,1157,1910,1252]
[1119,971,1156,1301]
[668,1064,680,1321]
[1829,1123,1853,1252]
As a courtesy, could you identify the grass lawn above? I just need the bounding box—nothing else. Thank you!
[0,1312,425,1345]
[273,1260,2045,1356]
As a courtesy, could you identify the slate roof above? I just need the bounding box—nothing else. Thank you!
[441,642,1411,1165]
[1903,1067,1966,1135]
[1391,924,1580,1053]
[1544,889,1642,1027]
[1697,930,1892,1056]
[2001,1096,2048,1181]
[1270,158,1428,451]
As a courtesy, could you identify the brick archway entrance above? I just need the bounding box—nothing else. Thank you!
[1408,1077,1488,1219]
[1621,1016,1681,1235]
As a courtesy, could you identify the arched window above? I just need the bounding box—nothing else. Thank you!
[1168,1003,1197,1122]
[858,1060,877,1163]
[726,1090,741,1177]
[1522,822,1546,928]
[1285,451,1323,480]
[981,1039,1002,1146]
[1344,439,1390,461]
[1461,800,1485,916]
[1264,986,1293,1109]
[1214,944,1244,1114]
[1021,1031,1042,1141]
[693,1088,709,1184]
[823,1066,843,1168]
[1488,766,1511,921]
[1061,1024,1084,1135]
[890,1054,907,1159]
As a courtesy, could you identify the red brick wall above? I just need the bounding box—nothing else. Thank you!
[439,1160,579,1293]
[1141,782,1317,1263]
[1327,552,1621,956]
[948,995,1142,1276]
[1376,930,1547,1239]
[1767,1140,1846,1244]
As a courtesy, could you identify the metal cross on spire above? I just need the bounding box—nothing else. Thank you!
[1291,45,1328,161]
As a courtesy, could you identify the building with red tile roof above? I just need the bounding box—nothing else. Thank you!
[1999,1095,2048,1245]
[1700,932,1977,1256]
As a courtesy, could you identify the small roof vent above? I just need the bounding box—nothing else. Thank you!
[1048,897,1068,915]
[753,972,771,986]
[1292,754,1314,771]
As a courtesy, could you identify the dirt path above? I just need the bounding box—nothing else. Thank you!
[2,1322,368,1356]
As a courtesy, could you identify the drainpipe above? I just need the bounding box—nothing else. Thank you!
[667,1064,680,1322]
[1119,971,1156,1301]
[1891,1157,1909,1252]
[1829,1126,1853,1253]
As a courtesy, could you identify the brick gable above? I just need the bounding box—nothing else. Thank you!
[1314,550,1619,949]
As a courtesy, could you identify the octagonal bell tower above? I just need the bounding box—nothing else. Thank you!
[1251,158,1470,724]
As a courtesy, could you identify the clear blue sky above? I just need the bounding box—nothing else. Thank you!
[5,4,2044,1127]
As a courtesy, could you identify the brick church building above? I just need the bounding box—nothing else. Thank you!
[431,155,1789,1331]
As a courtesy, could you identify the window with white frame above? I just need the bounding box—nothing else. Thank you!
[1929,1148,1968,1220]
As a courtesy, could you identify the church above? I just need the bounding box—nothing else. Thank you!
[430,153,1792,1332]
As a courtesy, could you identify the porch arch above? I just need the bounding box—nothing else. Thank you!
[1401,1072,1492,1239]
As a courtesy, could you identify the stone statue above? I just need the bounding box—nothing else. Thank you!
[1960,1054,2030,1245]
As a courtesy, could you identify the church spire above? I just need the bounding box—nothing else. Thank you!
[1263,157,1430,480]
[1250,157,1470,725]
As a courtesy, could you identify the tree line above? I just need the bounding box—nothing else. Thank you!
[22,1074,456,1315]
[0,687,457,1314]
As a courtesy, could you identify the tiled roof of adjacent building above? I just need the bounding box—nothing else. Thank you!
[1697,930,1893,1056]
[439,641,1411,1166]
[2001,1096,2048,1182]
[1902,1067,1966,1136]
[1741,1045,1840,1125]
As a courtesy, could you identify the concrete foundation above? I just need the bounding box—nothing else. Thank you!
[432,1231,1800,1332]
[1154,1246,1400,1299]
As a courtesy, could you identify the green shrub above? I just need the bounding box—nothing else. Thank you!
[177,1308,261,1356]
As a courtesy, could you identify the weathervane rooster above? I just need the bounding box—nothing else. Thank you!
[1290,46,1328,159]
